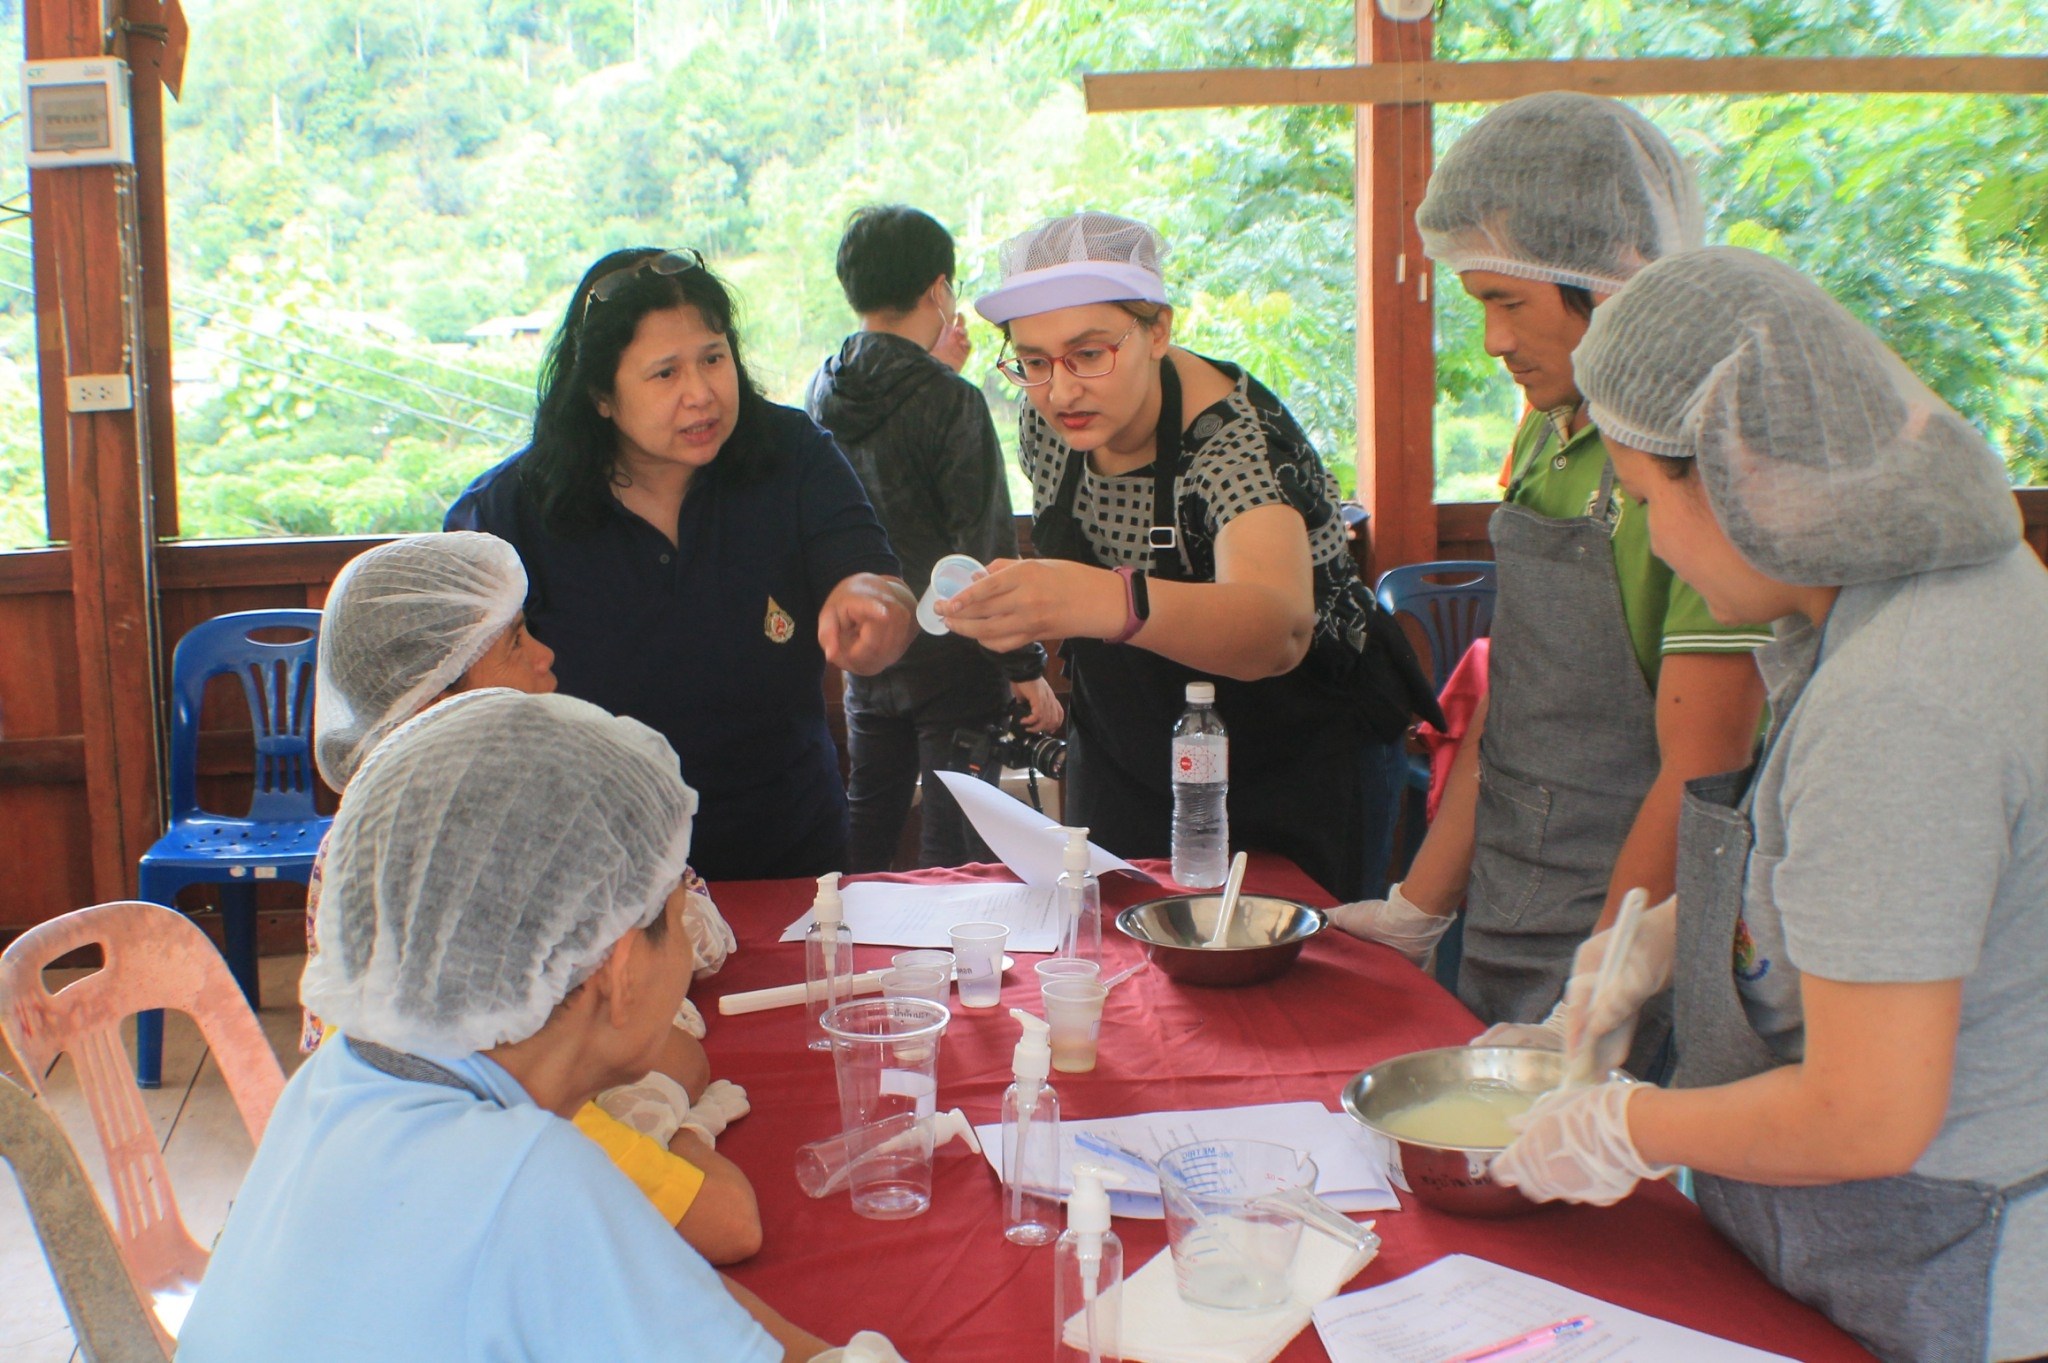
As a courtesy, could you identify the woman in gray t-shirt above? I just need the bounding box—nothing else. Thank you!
[1490,248,2048,1363]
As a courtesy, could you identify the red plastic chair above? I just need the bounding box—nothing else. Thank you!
[0,901,285,1340]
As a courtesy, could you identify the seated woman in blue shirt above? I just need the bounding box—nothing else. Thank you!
[178,689,899,1362]
[449,249,917,881]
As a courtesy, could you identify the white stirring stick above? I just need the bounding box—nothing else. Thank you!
[1565,887,1647,1087]
[1206,851,1251,947]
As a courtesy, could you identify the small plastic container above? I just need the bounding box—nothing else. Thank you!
[882,965,951,1009]
[795,1107,981,1199]
[917,553,985,634]
[1041,977,1108,1073]
[950,921,1010,1009]
[1035,958,1101,986]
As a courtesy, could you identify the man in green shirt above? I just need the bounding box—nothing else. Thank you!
[1333,93,1768,1056]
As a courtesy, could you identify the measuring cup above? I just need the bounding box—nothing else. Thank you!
[1156,1139,1360,1310]
[916,553,984,634]
[819,998,951,1219]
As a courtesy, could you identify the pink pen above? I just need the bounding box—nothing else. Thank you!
[1441,1315,1593,1363]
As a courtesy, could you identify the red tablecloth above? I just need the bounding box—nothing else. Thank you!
[702,857,1873,1362]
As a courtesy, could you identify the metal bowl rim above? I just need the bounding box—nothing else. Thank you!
[1114,894,1327,954]
[1339,1045,1568,1153]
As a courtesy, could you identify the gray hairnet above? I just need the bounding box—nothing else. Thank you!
[1576,246,2020,586]
[302,689,698,1056]
[1417,92,1703,293]
[315,533,527,790]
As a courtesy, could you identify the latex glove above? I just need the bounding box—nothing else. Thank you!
[814,1331,909,1363]
[595,1070,695,1146]
[1327,882,1454,965]
[675,1078,750,1148]
[680,869,737,978]
[1472,998,1567,1051]
[672,998,707,1040]
[1491,1079,1673,1206]
[1561,894,1678,1080]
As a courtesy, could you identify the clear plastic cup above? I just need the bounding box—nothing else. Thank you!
[882,965,951,1009]
[893,948,955,975]
[949,922,1009,1009]
[1040,977,1107,1073]
[1156,1140,1317,1310]
[916,553,985,634]
[1035,957,1101,986]
[819,998,951,1220]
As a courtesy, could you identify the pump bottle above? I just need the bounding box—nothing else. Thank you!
[804,872,854,1052]
[1001,1008,1061,1244]
[1054,1164,1126,1363]
[1055,826,1101,963]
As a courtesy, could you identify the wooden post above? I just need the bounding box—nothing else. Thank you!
[125,0,179,537]
[29,0,165,903]
[1355,2,1437,572]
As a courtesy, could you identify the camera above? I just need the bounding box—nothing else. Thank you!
[948,698,1067,786]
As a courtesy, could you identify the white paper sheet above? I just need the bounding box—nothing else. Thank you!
[973,1101,1401,1219]
[1311,1255,1795,1363]
[779,880,1065,952]
[934,770,1154,887]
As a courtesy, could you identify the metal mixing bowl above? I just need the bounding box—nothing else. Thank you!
[1114,894,1325,986]
[1340,1046,1571,1217]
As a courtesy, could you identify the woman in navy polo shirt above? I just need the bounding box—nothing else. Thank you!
[449,248,916,881]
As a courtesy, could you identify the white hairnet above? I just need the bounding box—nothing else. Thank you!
[1576,246,2020,586]
[974,211,1169,324]
[1417,92,1703,293]
[315,533,527,790]
[302,689,698,1056]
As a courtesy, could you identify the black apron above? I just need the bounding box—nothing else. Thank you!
[1674,767,2048,1363]
[1032,359,1396,900]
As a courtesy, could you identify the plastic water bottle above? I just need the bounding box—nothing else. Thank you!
[1171,682,1229,889]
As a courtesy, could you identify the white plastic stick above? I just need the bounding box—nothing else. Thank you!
[717,967,891,1016]
[1206,851,1251,947]
[1565,888,1647,1087]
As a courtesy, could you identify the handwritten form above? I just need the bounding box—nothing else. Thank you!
[1312,1255,1795,1363]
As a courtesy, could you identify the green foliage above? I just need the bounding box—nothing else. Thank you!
[0,0,2041,549]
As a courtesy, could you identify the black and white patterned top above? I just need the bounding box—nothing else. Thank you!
[1020,361,1381,660]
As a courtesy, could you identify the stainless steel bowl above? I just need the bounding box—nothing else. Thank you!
[1114,894,1325,986]
[1340,1046,1569,1217]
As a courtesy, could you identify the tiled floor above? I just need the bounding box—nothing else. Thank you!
[0,954,310,1363]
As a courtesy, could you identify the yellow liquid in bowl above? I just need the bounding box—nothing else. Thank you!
[1379,1089,1538,1149]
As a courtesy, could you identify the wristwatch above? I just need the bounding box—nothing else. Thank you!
[1104,565,1151,645]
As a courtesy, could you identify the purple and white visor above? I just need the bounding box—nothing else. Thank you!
[973,261,1168,325]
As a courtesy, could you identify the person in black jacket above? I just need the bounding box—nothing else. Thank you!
[808,206,1064,871]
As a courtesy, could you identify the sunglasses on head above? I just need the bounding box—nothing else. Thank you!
[581,248,708,323]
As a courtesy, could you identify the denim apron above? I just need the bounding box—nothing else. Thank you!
[1462,450,1666,1059]
[1674,765,2048,1363]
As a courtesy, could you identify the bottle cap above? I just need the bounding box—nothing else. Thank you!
[1068,1163,1127,1235]
[1009,1008,1052,1084]
[1061,826,1092,874]
[931,1107,983,1154]
[1185,681,1216,704]
[812,871,843,927]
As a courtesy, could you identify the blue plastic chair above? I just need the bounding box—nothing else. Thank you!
[1376,562,1498,990]
[135,610,328,1088]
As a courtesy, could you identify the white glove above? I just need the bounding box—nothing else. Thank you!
[681,870,737,978]
[1327,882,1454,965]
[595,1070,695,1146]
[675,1078,750,1148]
[813,1331,908,1363]
[673,998,707,1039]
[1472,999,1567,1051]
[1491,1079,1673,1206]
[1561,895,1678,1080]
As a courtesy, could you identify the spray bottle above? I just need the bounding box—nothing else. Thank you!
[804,872,854,1052]
[1054,1164,1126,1363]
[1002,1008,1061,1244]
[1055,827,1101,963]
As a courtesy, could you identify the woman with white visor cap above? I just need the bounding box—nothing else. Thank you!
[1491,247,2048,1363]
[181,690,904,1362]
[938,211,1439,900]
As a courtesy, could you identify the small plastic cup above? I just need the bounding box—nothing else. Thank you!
[949,922,1009,1008]
[1040,977,1108,1073]
[1035,957,1102,986]
[916,553,984,634]
[882,965,951,1009]
[893,949,955,976]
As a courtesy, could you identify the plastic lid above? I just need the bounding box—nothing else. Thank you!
[1062,826,1092,874]
[932,1107,982,1155]
[813,871,843,927]
[1010,1008,1051,1083]
[1185,682,1216,704]
[1068,1163,1126,1236]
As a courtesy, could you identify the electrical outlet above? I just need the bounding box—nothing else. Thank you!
[67,374,133,413]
